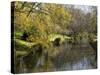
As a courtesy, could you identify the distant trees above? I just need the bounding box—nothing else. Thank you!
[65,6,97,43]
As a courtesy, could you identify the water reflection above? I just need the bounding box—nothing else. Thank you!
[47,42,97,71]
[58,56,94,71]
[16,41,97,73]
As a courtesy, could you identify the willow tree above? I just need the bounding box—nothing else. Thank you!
[13,2,72,42]
[41,3,72,34]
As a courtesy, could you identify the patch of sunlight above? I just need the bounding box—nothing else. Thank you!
[14,32,22,37]
[48,34,71,42]
[14,39,37,48]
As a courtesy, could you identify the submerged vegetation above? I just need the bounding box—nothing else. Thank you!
[11,1,97,73]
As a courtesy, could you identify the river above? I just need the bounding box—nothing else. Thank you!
[16,40,97,73]
[31,41,97,72]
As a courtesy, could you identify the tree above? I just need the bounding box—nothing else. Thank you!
[13,2,72,42]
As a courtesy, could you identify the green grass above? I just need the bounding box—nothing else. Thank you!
[14,39,37,48]
[14,32,23,39]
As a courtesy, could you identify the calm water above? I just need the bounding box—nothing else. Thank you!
[17,41,97,73]
[52,43,97,71]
